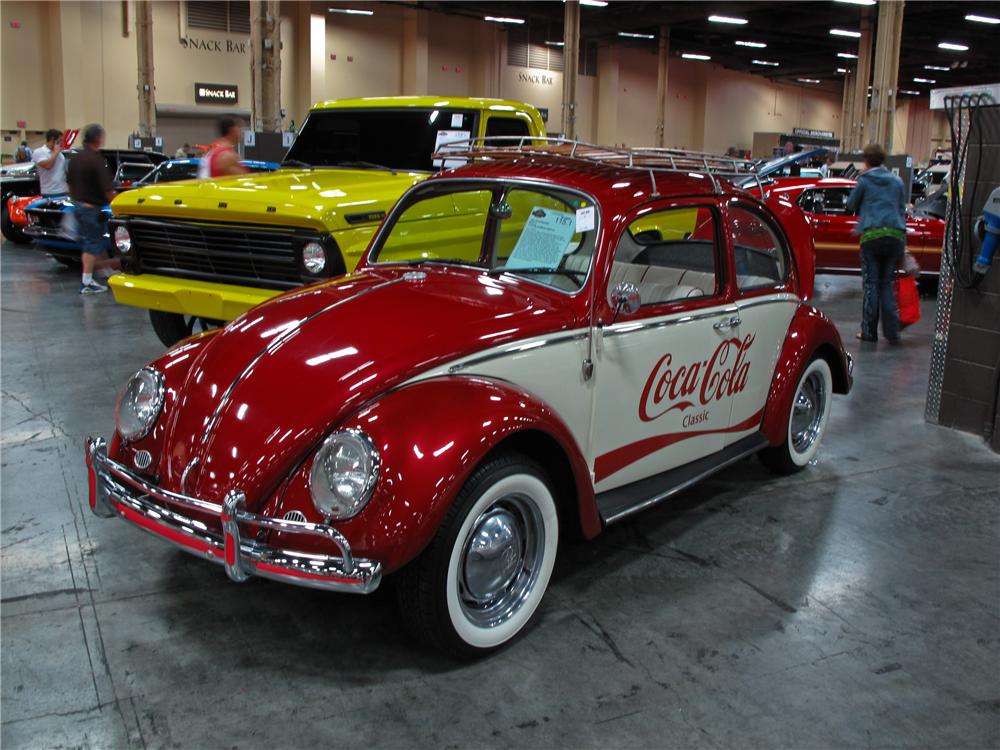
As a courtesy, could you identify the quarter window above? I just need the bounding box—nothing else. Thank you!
[729,206,789,290]
[609,206,719,306]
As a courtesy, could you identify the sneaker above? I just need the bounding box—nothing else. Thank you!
[80,282,108,295]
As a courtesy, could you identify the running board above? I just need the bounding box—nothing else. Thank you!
[596,433,769,525]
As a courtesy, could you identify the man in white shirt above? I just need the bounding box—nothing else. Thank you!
[31,129,69,197]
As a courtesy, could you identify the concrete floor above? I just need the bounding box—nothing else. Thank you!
[1,241,998,749]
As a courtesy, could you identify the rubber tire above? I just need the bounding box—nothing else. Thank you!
[395,452,559,659]
[1,202,31,245]
[759,357,833,475]
[149,310,222,348]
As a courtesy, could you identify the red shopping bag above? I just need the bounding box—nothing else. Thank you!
[895,275,920,328]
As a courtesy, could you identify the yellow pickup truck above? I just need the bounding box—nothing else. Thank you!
[109,96,546,345]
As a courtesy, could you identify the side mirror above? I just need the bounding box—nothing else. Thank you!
[611,281,641,321]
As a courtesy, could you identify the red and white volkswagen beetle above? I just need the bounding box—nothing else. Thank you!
[86,143,852,657]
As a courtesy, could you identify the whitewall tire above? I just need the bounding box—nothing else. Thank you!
[760,357,833,474]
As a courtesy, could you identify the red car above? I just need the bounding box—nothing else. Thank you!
[86,143,852,656]
[769,177,945,275]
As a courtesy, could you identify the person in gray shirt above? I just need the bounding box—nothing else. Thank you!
[31,129,69,198]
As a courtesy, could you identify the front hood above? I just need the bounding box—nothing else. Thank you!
[110,167,426,231]
[161,267,578,507]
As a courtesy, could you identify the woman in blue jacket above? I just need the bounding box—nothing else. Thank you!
[847,143,907,343]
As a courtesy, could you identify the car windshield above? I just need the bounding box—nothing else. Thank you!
[369,182,598,292]
[148,161,199,183]
[283,108,478,171]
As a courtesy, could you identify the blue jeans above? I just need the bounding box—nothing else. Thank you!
[860,235,905,341]
[75,206,106,255]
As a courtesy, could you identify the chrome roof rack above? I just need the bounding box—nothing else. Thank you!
[432,136,766,198]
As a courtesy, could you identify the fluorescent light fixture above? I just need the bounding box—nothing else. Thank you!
[834,0,875,4]
[735,40,766,48]
[618,31,656,39]
[837,52,858,59]
[837,68,848,73]
[708,15,748,25]
[913,77,936,83]
[576,0,609,5]
[899,89,922,95]
[924,65,950,71]
[798,78,821,84]
[938,41,969,51]
[965,13,1000,24]
[752,59,779,66]
[545,41,565,47]
[327,7,374,15]
[682,53,711,60]
[484,15,525,24]
[830,28,862,38]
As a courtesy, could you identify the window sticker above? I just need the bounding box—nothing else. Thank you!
[433,129,471,168]
[451,113,465,128]
[576,205,596,233]
[506,207,577,269]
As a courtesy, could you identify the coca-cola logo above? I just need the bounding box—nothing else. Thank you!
[639,333,755,422]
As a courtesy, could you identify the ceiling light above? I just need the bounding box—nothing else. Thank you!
[735,40,766,48]
[327,7,374,15]
[752,59,779,66]
[965,13,1000,24]
[618,31,655,39]
[484,15,525,24]
[899,90,922,95]
[938,42,969,51]
[913,77,936,83]
[708,15,748,25]
[836,68,848,73]
[837,52,858,59]
[834,0,875,4]
[545,40,565,47]
[682,53,711,60]
[924,65,950,71]
[830,28,862,38]
[798,78,821,84]
[576,0,609,5]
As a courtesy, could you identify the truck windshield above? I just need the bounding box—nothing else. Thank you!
[283,108,478,172]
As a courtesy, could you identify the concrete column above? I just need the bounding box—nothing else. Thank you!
[655,26,670,147]
[840,68,855,153]
[844,6,873,151]
[561,0,581,139]
[402,7,428,95]
[136,0,156,137]
[250,0,282,132]
[869,0,905,150]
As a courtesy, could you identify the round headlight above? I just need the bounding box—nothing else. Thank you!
[302,241,326,274]
[309,430,379,520]
[115,367,165,442]
[114,226,132,254]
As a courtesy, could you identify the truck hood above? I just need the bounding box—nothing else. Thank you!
[110,167,427,231]
[160,266,579,508]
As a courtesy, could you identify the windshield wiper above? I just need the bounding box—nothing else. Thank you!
[336,160,397,175]
[281,158,313,169]
[488,266,586,280]
[405,257,475,266]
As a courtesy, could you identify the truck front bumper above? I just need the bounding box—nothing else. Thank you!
[85,437,382,594]
[107,273,278,321]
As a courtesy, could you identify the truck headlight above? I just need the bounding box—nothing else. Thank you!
[115,367,165,442]
[302,241,326,274]
[309,430,379,520]
[114,226,132,254]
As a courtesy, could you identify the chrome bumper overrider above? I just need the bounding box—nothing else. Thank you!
[85,437,381,594]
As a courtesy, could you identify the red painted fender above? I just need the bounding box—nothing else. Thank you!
[766,192,816,301]
[269,376,599,574]
[760,304,852,446]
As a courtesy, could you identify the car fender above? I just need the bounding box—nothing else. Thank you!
[322,375,600,574]
[760,304,852,446]
[766,192,816,300]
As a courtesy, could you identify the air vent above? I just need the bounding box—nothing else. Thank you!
[283,510,307,523]
[133,450,153,470]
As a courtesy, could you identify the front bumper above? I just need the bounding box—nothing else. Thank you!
[85,437,381,594]
[107,273,278,320]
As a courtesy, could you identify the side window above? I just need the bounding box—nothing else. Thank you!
[820,188,851,215]
[797,190,820,214]
[609,206,719,306]
[729,206,789,290]
[484,116,532,141]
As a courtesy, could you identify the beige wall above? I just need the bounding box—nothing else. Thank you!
[1,1,940,161]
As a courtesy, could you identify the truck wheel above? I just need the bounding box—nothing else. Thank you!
[396,452,559,658]
[760,357,833,475]
[149,310,222,348]
[1,203,30,245]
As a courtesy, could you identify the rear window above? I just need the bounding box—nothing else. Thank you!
[728,206,789,290]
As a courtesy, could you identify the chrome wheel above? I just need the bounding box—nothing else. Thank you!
[790,370,827,455]
[458,493,544,629]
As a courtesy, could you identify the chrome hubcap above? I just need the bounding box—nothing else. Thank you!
[790,371,827,454]
[459,494,544,629]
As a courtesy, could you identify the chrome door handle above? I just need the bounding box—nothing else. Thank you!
[713,316,742,331]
